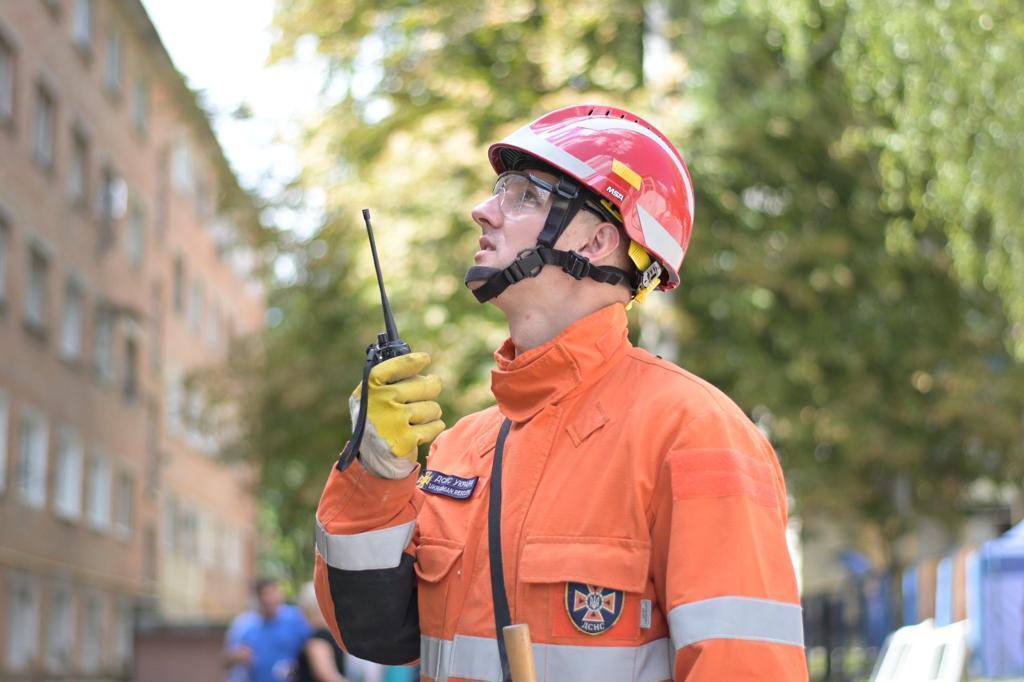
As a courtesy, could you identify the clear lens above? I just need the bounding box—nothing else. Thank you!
[492,172,553,217]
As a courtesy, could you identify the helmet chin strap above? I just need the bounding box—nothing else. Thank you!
[465,177,637,303]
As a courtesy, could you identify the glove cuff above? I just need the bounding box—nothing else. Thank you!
[348,394,417,480]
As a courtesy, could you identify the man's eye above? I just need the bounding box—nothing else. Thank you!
[523,188,544,206]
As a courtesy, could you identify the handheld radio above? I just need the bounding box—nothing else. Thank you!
[337,209,411,470]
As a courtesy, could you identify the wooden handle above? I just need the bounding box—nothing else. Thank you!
[503,623,538,682]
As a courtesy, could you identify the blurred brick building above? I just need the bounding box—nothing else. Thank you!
[0,0,264,678]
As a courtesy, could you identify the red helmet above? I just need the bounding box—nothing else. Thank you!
[488,104,694,291]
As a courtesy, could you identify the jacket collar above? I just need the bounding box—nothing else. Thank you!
[491,304,630,422]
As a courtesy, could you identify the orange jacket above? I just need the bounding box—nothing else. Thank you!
[315,304,807,681]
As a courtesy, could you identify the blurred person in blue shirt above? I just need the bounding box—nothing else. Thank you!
[228,577,312,682]
[224,607,260,682]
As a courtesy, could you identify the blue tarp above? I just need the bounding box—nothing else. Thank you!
[864,573,894,648]
[902,565,919,625]
[971,521,1024,677]
[935,553,955,627]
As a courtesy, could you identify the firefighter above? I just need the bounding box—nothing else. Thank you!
[313,105,808,681]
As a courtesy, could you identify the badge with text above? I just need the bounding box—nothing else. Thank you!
[565,583,625,635]
[416,470,479,500]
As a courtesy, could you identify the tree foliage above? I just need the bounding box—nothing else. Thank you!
[230,0,1024,580]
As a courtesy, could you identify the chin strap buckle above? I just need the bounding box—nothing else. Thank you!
[561,251,592,280]
[504,248,546,283]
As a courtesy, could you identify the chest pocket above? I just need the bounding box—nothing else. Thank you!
[519,536,650,643]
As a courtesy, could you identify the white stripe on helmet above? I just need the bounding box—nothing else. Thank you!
[501,124,597,180]
[576,118,695,223]
[638,204,685,270]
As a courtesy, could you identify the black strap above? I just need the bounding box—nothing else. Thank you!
[488,418,514,682]
[536,178,585,248]
[336,346,378,471]
[464,247,636,303]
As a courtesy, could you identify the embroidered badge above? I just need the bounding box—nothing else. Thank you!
[565,583,624,635]
[416,470,479,500]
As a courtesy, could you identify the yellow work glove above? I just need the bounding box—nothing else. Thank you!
[348,352,445,479]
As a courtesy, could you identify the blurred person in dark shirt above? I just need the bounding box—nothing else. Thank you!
[297,582,347,682]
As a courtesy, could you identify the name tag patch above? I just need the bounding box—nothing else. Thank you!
[565,583,625,635]
[417,470,478,500]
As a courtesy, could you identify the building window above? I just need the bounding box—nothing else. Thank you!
[45,584,75,672]
[80,591,104,672]
[17,405,48,509]
[172,256,184,313]
[92,303,114,383]
[0,389,8,492]
[72,0,93,52]
[123,335,138,403]
[189,279,203,333]
[115,471,133,538]
[54,425,84,519]
[111,597,132,669]
[103,28,121,95]
[99,165,114,224]
[161,494,176,551]
[125,202,144,268]
[145,401,160,491]
[132,77,148,134]
[194,174,210,219]
[172,137,192,193]
[166,367,183,435]
[155,148,168,240]
[69,128,89,205]
[25,242,50,334]
[207,299,220,349]
[59,275,84,360]
[0,31,14,124]
[86,450,111,529]
[97,166,126,249]
[33,83,56,170]
[0,213,9,306]
[143,525,157,582]
[149,282,162,372]
[5,573,40,670]
[198,511,215,566]
[224,526,243,576]
[178,506,198,560]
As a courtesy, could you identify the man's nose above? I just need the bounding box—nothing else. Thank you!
[471,193,503,231]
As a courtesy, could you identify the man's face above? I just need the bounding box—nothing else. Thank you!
[469,168,559,276]
[257,582,283,617]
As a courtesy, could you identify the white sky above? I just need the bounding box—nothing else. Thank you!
[140,0,326,237]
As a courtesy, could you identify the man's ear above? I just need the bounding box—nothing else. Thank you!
[575,221,623,263]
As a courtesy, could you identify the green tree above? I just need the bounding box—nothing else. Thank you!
[837,0,1024,357]
[233,0,1024,581]
[664,0,1024,565]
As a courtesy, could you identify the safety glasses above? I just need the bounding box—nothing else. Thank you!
[491,171,617,224]
[491,171,556,217]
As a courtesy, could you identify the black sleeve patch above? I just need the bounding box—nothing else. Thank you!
[327,553,420,665]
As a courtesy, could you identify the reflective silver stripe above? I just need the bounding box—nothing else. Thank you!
[421,634,672,682]
[577,118,695,223]
[420,634,451,681]
[668,596,804,650]
[503,125,597,180]
[314,519,415,571]
[637,205,685,270]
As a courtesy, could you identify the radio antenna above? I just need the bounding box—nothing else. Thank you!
[362,209,400,343]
